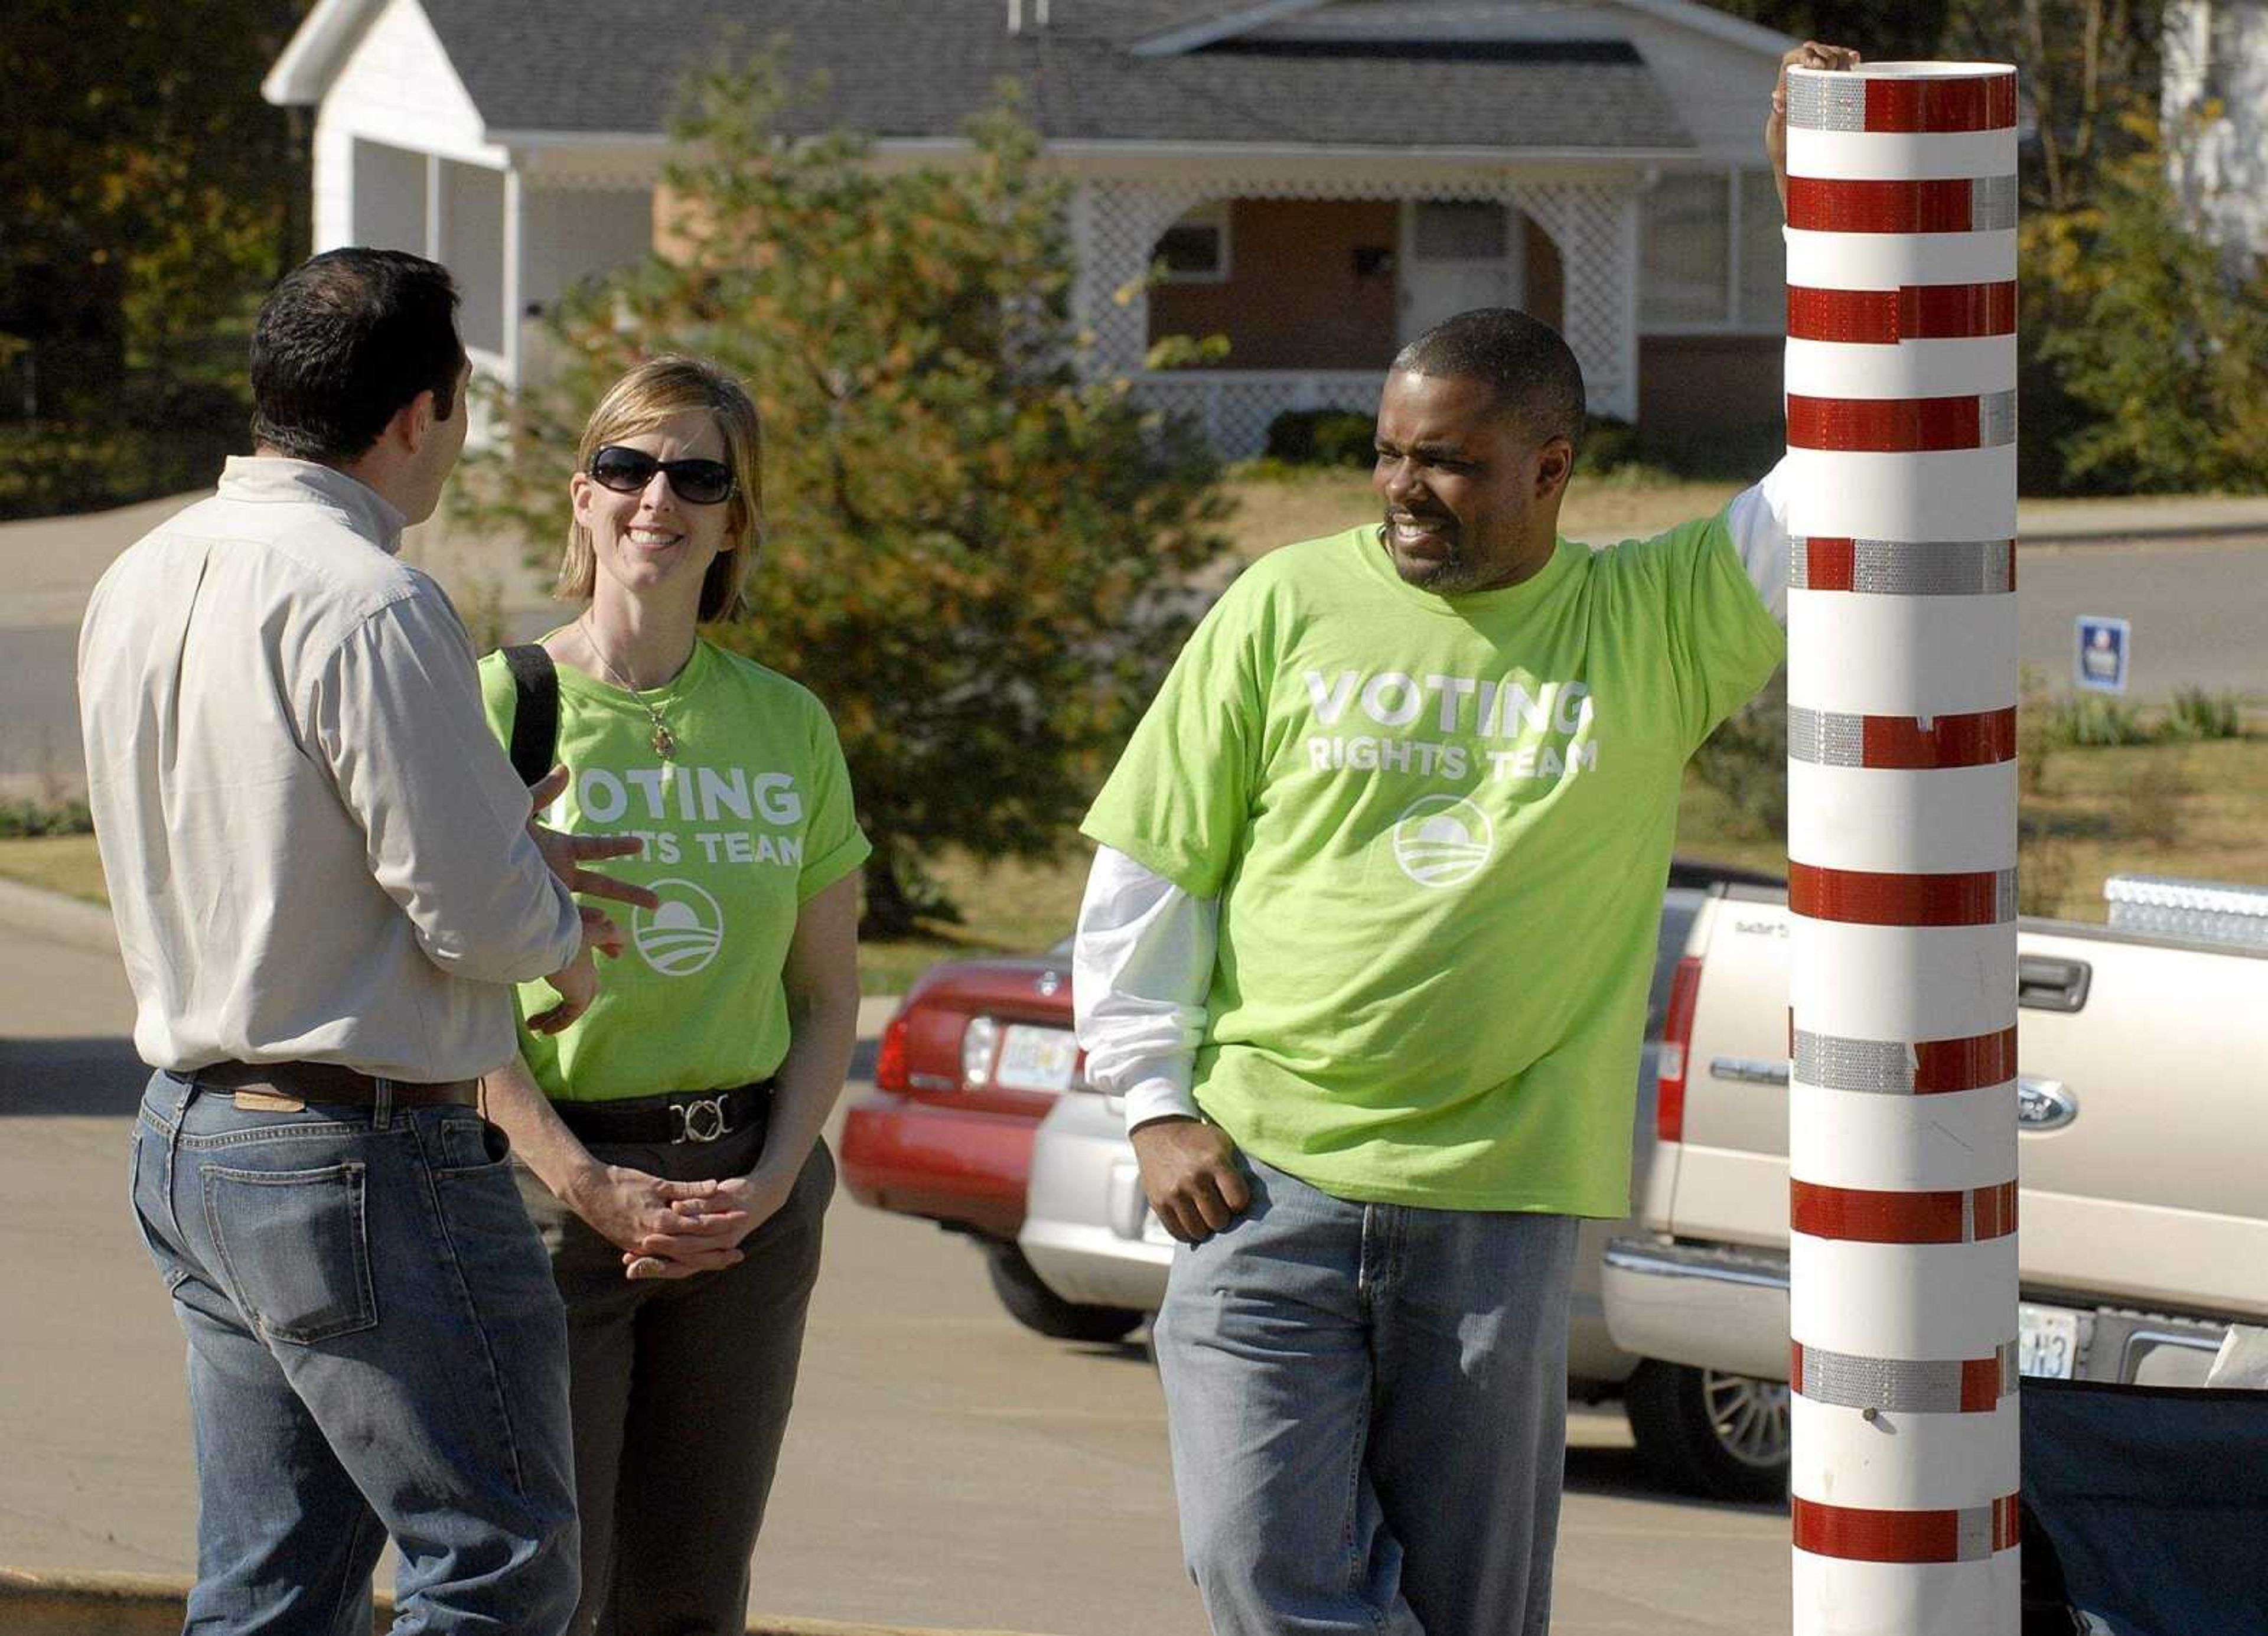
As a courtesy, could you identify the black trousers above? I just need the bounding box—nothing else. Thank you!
[517,1125,834,1636]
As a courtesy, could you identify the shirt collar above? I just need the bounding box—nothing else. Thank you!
[217,456,409,554]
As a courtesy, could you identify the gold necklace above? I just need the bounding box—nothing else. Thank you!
[579,620,683,761]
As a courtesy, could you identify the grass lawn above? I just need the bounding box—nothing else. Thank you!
[1221,464,1742,562]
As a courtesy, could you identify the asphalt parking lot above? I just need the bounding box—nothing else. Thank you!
[0,909,1791,1635]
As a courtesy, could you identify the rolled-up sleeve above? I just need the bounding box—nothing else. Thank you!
[1073,845,1216,1133]
[311,591,581,985]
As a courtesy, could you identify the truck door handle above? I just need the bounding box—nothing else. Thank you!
[2018,956,2091,1013]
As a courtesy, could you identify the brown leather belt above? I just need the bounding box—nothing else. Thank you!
[194,1060,480,1110]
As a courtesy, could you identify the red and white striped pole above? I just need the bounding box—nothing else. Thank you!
[1783,62,2021,1635]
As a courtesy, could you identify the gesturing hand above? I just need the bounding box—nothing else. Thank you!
[1129,1117,1250,1244]
[526,764,660,912]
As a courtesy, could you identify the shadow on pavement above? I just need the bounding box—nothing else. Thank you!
[0,1035,148,1117]
[1562,1442,1788,1515]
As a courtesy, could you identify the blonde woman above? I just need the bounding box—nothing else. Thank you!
[478,356,866,1635]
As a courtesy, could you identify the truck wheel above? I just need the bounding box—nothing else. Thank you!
[1624,1358,1790,1503]
[984,1243,1145,1343]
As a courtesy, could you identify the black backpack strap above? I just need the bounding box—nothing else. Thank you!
[500,643,560,790]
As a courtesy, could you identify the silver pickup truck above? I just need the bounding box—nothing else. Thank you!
[1604,878,2268,1497]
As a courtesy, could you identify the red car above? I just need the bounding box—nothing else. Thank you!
[840,940,1146,1342]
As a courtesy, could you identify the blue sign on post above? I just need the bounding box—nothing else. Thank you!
[2075,615,2130,694]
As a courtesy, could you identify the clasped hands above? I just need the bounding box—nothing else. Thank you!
[567,1161,799,1282]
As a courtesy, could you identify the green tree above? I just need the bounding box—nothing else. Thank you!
[460,54,1232,935]
[0,2,309,407]
[2038,119,2268,493]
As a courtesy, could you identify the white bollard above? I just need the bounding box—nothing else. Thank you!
[1783,61,2022,1636]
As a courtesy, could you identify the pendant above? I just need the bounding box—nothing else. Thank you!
[651,723,676,760]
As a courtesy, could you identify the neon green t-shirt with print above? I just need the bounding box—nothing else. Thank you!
[1081,512,1783,1215]
[479,638,869,1103]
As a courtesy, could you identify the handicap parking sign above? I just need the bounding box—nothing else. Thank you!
[2075,615,2130,694]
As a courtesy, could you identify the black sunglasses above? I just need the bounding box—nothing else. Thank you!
[588,445,736,506]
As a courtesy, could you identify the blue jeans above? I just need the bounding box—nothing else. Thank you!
[1152,1154,1580,1636]
[129,1071,578,1635]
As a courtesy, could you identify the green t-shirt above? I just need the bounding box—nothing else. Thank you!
[1081,514,1783,1214]
[478,638,870,1102]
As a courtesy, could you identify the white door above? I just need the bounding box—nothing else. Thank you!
[1399,201,1527,343]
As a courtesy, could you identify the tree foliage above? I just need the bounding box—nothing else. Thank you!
[2037,118,2268,493]
[459,54,1233,933]
[0,3,308,399]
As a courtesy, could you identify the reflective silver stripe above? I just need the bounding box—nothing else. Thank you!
[1786,706,1866,767]
[1996,867,2020,921]
[1794,1030,1917,1093]
[1791,537,2015,595]
[1798,1341,2018,1413]
[1972,174,2019,232]
[1955,1504,1997,1562]
[1978,389,2018,447]
[1787,74,1868,131]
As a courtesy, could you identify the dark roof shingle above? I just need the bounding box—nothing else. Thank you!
[419,0,1693,151]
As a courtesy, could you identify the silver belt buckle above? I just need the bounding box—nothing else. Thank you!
[673,1096,728,1144]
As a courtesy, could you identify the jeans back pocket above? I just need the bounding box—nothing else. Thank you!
[203,1161,379,1344]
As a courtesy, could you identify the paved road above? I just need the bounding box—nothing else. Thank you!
[0,917,1789,1635]
[8,492,2264,791]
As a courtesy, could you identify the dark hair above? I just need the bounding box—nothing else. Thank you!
[250,248,467,462]
[1392,308,1587,456]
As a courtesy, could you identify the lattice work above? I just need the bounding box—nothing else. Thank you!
[1074,172,1641,425]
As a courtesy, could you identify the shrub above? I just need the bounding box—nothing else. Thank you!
[0,798,94,839]
[2044,692,2154,748]
[2160,686,2247,742]
[1263,408,1377,468]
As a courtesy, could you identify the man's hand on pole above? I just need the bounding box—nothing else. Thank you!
[1130,1116,1251,1243]
[1770,41,1864,210]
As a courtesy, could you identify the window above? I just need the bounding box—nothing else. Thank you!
[1640,168,1784,333]
[2205,2,2244,107]
[1736,170,1787,330]
[1641,172,1730,325]
[1155,201,1231,282]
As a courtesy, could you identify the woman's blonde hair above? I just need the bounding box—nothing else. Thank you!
[556,355,763,623]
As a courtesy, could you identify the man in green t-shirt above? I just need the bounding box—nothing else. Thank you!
[1075,46,1850,1633]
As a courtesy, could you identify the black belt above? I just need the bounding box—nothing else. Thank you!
[549,1080,774,1146]
[193,1060,479,1109]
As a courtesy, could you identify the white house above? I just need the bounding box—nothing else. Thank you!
[264,0,1797,456]
[2163,0,2268,257]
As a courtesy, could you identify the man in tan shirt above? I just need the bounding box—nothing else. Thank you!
[80,248,650,1634]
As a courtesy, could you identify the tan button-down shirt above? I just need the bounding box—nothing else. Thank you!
[77,457,581,1081]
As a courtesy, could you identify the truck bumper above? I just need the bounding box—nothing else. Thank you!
[1605,1236,2234,1387]
[1603,1238,1792,1382]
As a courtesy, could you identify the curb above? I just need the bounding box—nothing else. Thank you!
[0,1569,1056,1636]
[0,874,117,957]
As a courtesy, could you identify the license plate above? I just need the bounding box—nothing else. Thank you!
[2019,1303,2082,1380]
[993,1025,1078,1093]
